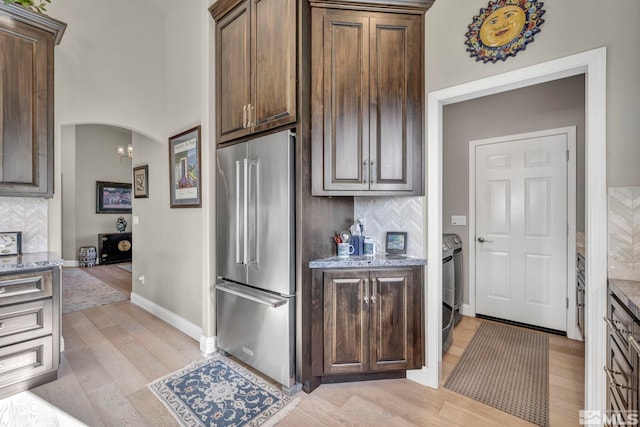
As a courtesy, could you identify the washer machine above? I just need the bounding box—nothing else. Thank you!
[442,239,455,354]
[444,233,463,325]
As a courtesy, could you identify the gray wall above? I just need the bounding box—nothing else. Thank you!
[442,75,585,307]
[426,0,640,187]
[62,124,133,261]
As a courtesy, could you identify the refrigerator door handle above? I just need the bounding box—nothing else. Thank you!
[247,159,259,266]
[235,160,244,265]
[242,158,249,266]
[217,283,287,308]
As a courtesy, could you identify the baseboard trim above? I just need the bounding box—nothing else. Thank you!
[63,260,79,267]
[460,303,475,317]
[406,363,439,389]
[200,335,217,354]
[130,292,201,342]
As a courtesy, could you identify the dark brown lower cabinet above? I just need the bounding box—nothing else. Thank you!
[312,266,423,383]
[605,284,640,424]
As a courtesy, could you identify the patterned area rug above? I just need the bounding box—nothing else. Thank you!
[444,321,549,426]
[149,355,299,427]
[62,268,127,314]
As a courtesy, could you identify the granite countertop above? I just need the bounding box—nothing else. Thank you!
[309,254,427,269]
[0,252,64,273]
[609,279,640,319]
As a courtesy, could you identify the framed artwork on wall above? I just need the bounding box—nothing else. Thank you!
[464,0,546,63]
[168,125,201,208]
[96,181,132,213]
[133,165,149,198]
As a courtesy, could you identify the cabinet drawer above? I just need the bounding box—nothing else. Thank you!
[0,335,53,390]
[0,299,52,347]
[0,271,52,306]
[609,293,634,361]
[608,334,633,410]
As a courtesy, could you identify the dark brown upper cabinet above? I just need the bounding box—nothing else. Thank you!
[0,4,66,198]
[311,1,428,196]
[210,0,297,145]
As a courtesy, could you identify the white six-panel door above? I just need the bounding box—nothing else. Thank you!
[474,132,568,331]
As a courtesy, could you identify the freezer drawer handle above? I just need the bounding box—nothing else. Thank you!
[217,285,287,308]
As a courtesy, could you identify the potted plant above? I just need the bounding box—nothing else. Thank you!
[2,0,51,13]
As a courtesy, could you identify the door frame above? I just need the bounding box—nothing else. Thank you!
[407,47,607,415]
[467,127,577,337]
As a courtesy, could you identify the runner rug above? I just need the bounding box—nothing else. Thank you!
[149,355,299,427]
[444,321,549,426]
[62,267,127,313]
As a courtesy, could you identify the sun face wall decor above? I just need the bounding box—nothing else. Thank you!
[465,0,545,63]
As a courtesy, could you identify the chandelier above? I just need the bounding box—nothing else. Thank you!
[117,144,133,159]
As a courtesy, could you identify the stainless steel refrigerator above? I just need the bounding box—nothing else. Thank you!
[215,130,295,391]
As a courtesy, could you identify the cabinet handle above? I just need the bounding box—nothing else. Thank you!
[604,316,630,337]
[363,160,369,184]
[371,281,377,304]
[604,366,631,390]
[243,105,248,129]
[370,160,377,184]
[363,278,369,304]
[630,335,640,354]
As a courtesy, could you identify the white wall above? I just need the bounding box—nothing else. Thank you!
[426,0,640,186]
[47,0,205,330]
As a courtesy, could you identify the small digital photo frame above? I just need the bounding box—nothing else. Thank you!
[385,231,408,255]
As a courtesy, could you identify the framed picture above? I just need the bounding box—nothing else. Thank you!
[133,165,149,198]
[385,231,408,255]
[0,231,22,256]
[169,125,201,208]
[96,181,132,213]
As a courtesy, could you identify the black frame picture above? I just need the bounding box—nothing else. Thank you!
[169,125,202,208]
[385,231,408,255]
[96,181,132,213]
[133,165,149,199]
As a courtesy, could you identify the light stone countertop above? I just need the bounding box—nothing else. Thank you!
[0,252,64,273]
[309,254,427,269]
[609,279,640,320]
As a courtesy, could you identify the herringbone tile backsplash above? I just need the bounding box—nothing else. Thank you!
[0,198,48,253]
[608,187,640,280]
[354,197,424,257]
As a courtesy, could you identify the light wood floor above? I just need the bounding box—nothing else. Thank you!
[27,267,584,426]
[80,263,133,298]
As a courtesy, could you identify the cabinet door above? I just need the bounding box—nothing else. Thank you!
[320,10,370,192]
[0,20,53,197]
[369,269,415,371]
[216,1,252,144]
[323,270,369,375]
[369,14,422,192]
[251,0,296,133]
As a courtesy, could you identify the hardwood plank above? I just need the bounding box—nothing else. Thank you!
[86,382,145,426]
[127,387,180,427]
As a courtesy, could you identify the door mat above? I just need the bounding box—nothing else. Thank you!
[444,321,549,426]
[149,355,299,427]
[62,268,127,313]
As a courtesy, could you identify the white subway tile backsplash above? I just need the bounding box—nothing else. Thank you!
[354,197,424,257]
[0,198,48,253]
[608,187,640,280]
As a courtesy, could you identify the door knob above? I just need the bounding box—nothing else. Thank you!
[477,236,493,243]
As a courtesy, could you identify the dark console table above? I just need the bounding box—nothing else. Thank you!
[98,232,132,265]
